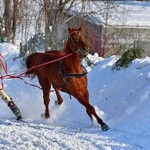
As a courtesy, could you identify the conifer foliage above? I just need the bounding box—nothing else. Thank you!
[113,47,144,70]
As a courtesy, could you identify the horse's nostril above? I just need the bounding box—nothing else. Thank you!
[81,46,85,50]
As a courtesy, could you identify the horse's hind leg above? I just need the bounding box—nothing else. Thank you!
[53,85,63,105]
[75,90,109,131]
[42,89,50,118]
[39,79,51,118]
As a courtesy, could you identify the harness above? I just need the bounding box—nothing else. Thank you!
[0,29,89,96]
[59,53,88,99]
[59,59,87,80]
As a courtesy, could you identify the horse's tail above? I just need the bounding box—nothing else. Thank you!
[25,53,39,78]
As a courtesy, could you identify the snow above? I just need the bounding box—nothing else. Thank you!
[0,43,150,149]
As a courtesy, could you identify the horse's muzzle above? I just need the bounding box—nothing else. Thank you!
[80,48,88,58]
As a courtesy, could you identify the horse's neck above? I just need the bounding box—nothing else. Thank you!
[64,41,81,71]
[64,41,72,53]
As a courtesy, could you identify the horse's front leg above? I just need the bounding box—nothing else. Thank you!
[74,89,109,131]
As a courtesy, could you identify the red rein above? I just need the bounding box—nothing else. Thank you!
[0,52,73,91]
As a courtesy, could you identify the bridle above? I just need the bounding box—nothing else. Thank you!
[68,31,88,57]
[63,30,88,76]
[68,31,81,49]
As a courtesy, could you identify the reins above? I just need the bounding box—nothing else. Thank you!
[0,52,73,91]
[0,50,88,92]
[0,29,88,93]
[25,52,73,75]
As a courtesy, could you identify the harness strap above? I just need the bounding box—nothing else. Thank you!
[59,60,72,99]
[59,58,88,99]
[60,59,87,80]
[63,65,87,79]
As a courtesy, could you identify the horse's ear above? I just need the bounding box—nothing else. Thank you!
[78,26,82,31]
[68,27,72,33]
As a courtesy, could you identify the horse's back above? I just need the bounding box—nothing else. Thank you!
[45,50,67,60]
[25,50,66,80]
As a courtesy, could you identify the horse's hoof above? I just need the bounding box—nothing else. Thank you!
[55,100,63,106]
[17,116,22,121]
[40,113,50,119]
[41,113,45,118]
[55,101,59,106]
[101,124,109,131]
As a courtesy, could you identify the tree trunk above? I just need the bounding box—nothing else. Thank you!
[4,0,11,42]
[43,0,52,50]
[12,0,18,44]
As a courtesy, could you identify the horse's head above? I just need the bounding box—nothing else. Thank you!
[68,26,89,57]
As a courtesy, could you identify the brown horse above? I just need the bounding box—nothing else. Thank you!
[25,27,109,131]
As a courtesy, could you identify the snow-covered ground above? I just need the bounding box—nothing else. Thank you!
[0,43,150,150]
